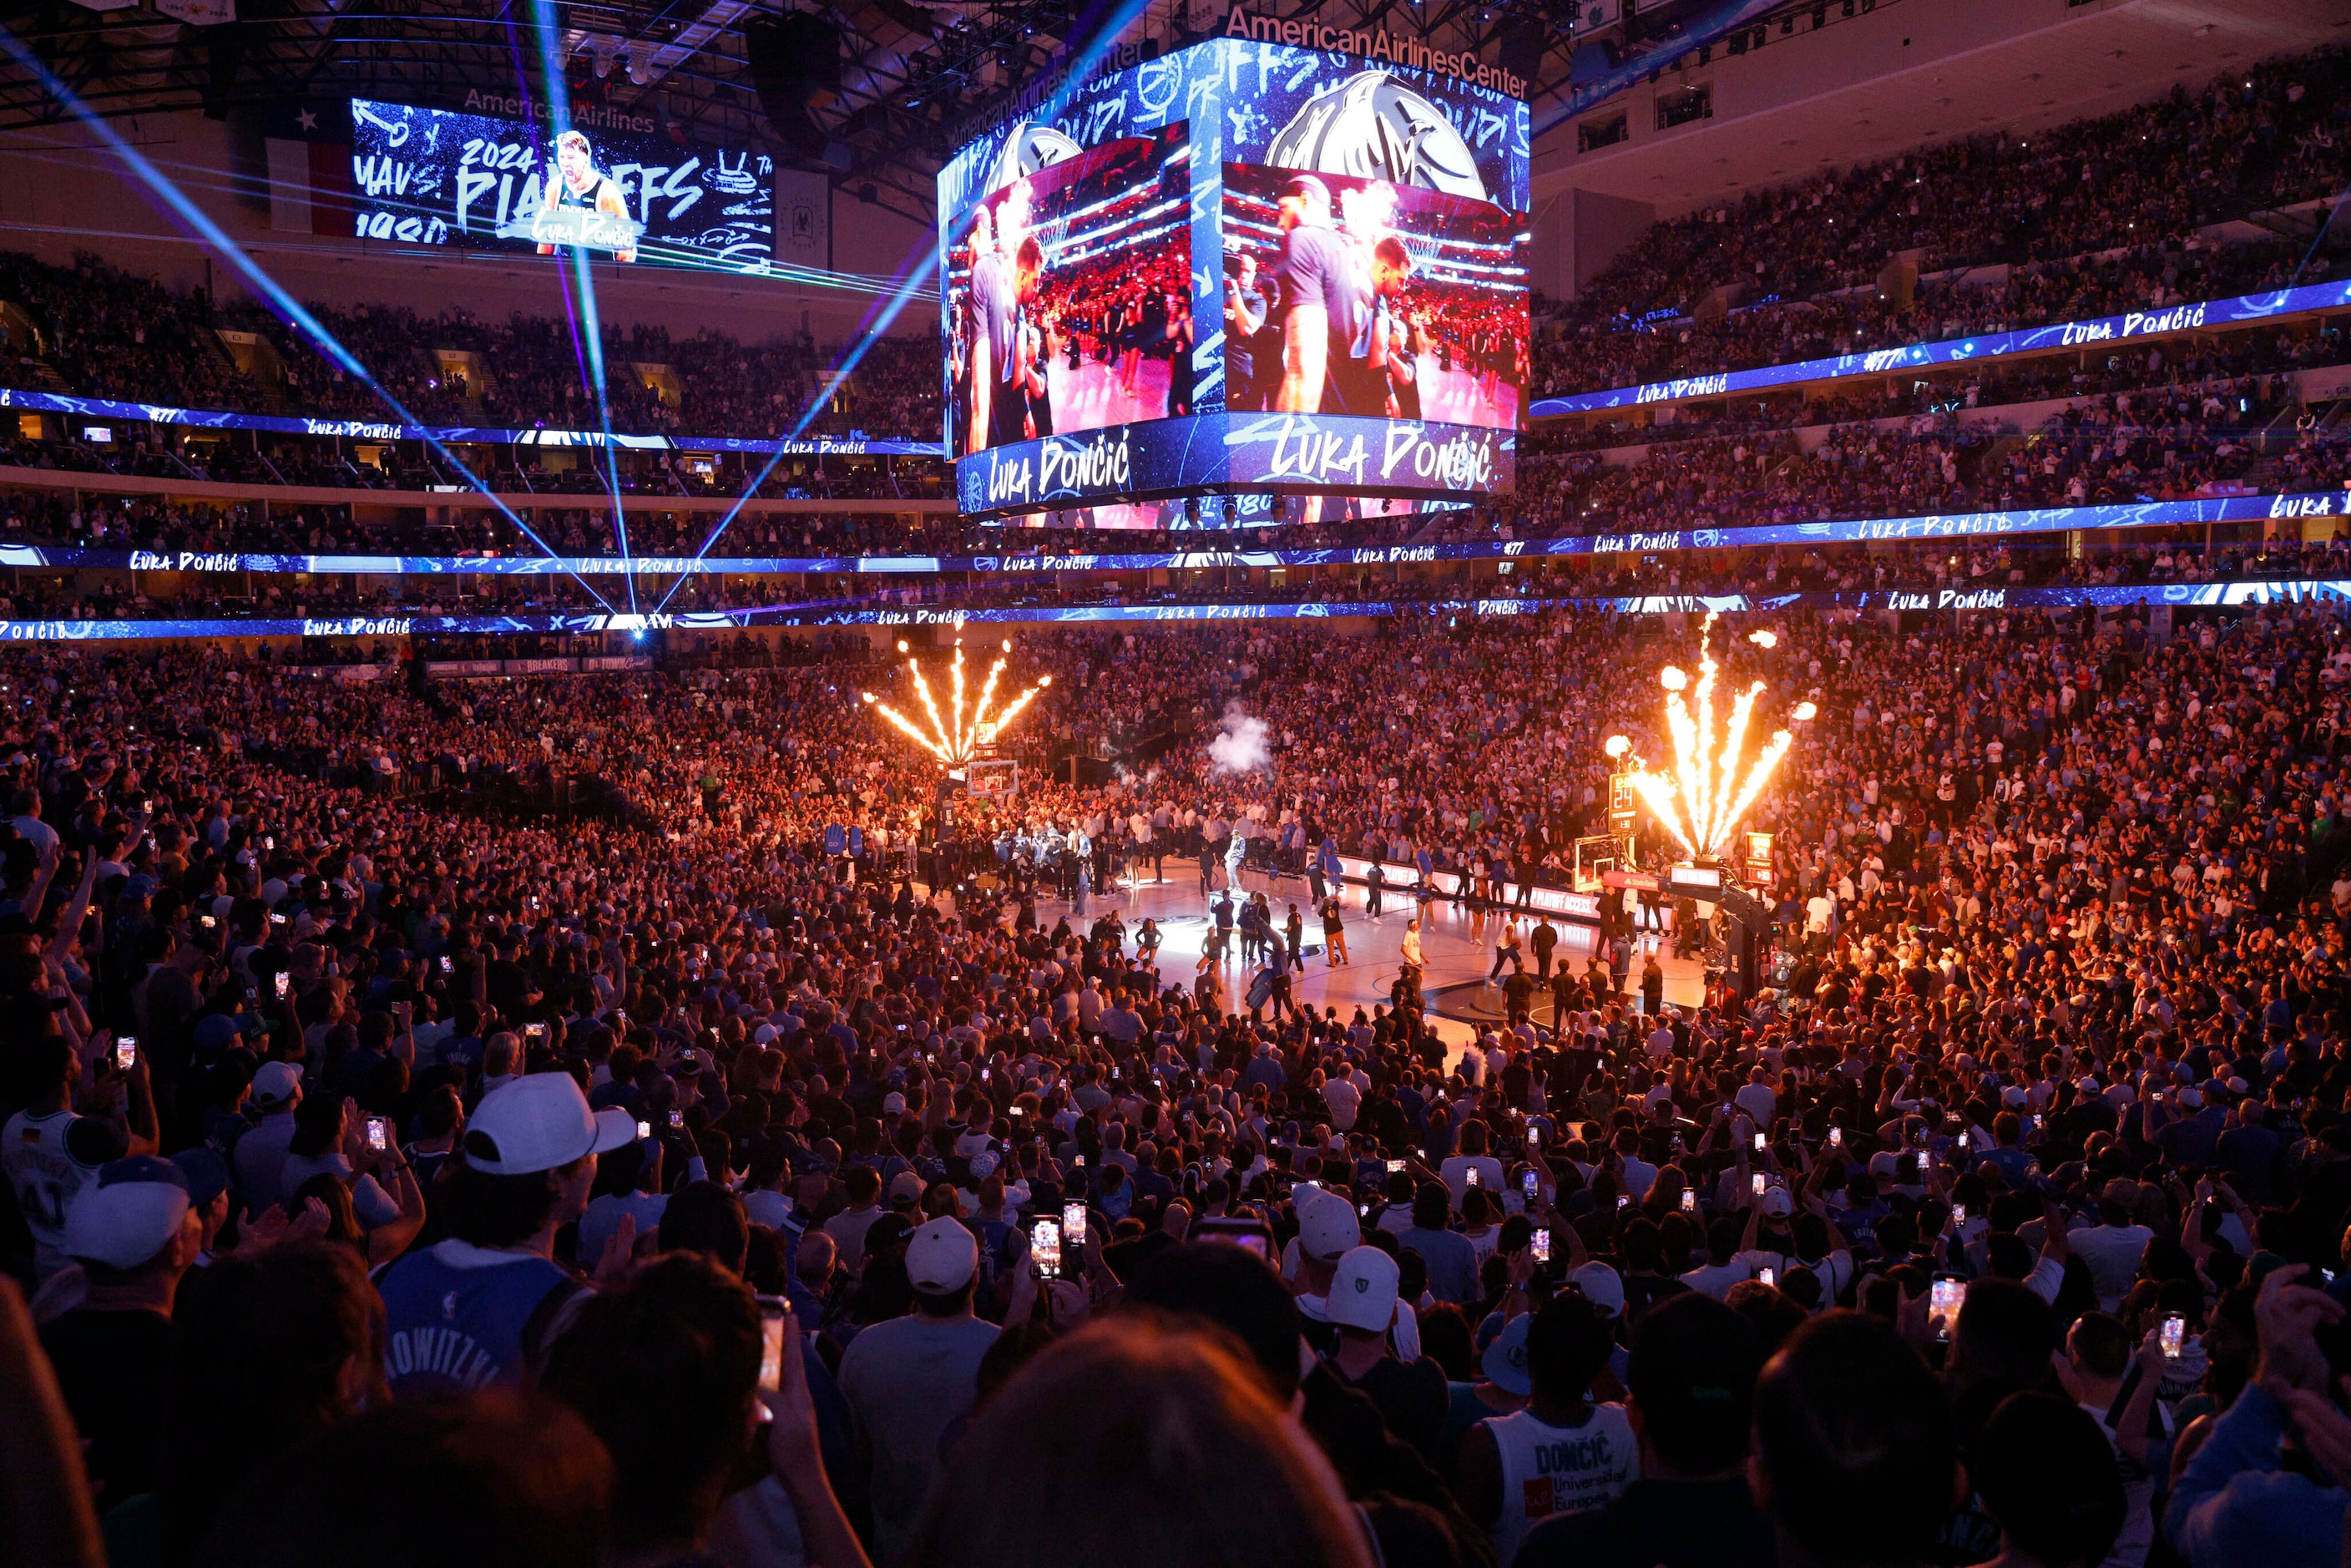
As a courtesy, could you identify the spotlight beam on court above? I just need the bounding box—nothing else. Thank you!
[0,24,621,616]
[650,0,1160,617]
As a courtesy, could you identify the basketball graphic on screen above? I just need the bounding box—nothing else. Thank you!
[1265,72,1488,202]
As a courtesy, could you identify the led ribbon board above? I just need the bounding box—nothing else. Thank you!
[0,387,943,456]
[13,576,2351,641]
[8,487,2336,576]
[1529,278,2351,417]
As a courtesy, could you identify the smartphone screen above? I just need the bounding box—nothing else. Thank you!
[1521,1170,1538,1199]
[440,955,453,974]
[1062,1201,1088,1249]
[1615,1194,1630,1211]
[1465,1168,1480,1189]
[1752,1173,1767,1196]
[1525,1126,1540,1152]
[1952,1203,1967,1224]
[1929,1278,1965,1340]
[273,972,290,999]
[1958,1132,1970,1150]
[758,1302,789,1392]
[1753,1133,1767,1152]
[114,1036,136,1071]
[1759,1266,1775,1287]
[1531,1228,1551,1264]
[1387,1159,1404,1174]
[2160,1313,2185,1360]
[1829,1126,1843,1146]
[636,1120,652,1140]
[366,1116,388,1153]
[1681,1188,1696,1212]
[1033,1217,1063,1279]
[669,1109,684,1130]
[1194,1216,1273,1259]
[200,914,217,929]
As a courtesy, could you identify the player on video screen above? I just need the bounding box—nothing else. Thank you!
[1375,248,1424,422]
[1224,253,1267,411]
[1272,175,1410,419]
[536,130,637,263]
[966,180,1044,452]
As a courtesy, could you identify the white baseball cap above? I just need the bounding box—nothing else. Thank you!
[1480,1312,1532,1396]
[462,1072,637,1176]
[1297,1190,1362,1263]
[1568,1261,1625,1319]
[1327,1245,1399,1332]
[907,1216,978,1292]
[251,1060,304,1107]
[63,1156,191,1270]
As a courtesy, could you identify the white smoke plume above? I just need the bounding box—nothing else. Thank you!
[1207,705,1271,775]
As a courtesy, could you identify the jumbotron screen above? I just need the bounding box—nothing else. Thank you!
[348,98,776,273]
[939,32,1529,522]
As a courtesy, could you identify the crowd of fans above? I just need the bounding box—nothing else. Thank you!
[0,250,940,443]
[1534,236,2351,402]
[11,40,2351,1568]
[1544,317,2351,457]
[3,602,2351,1568]
[1535,48,2351,397]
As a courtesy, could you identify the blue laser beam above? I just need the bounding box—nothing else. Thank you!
[648,245,938,616]
[562,250,640,614]
[519,0,640,614]
[651,0,1160,615]
[0,24,620,616]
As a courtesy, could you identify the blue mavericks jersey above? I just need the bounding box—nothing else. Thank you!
[375,1240,579,1398]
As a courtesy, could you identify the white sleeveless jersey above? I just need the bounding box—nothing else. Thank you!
[1483,1403,1639,1565]
[4,1109,104,1277]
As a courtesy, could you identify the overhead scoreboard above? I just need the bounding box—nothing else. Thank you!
[939,23,1529,524]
